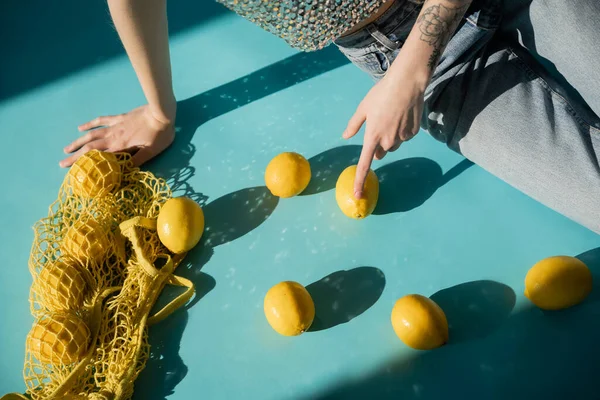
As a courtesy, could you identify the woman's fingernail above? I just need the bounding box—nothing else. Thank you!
[354,190,362,199]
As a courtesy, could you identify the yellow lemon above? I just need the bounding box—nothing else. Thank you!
[1,394,30,400]
[26,313,90,365]
[391,294,449,350]
[265,152,311,198]
[62,218,112,263]
[157,197,205,254]
[37,259,88,312]
[335,165,379,219]
[264,281,315,336]
[66,150,121,198]
[525,255,593,310]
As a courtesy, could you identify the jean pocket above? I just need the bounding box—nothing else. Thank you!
[342,49,391,79]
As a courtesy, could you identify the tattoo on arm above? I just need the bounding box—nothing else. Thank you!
[417,1,470,70]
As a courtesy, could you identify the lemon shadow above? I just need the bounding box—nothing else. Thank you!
[299,148,473,215]
[430,280,516,344]
[309,281,600,399]
[177,186,279,307]
[373,158,473,215]
[576,246,600,302]
[134,187,278,398]
[201,186,279,247]
[306,267,386,332]
[301,145,362,196]
[309,247,600,399]
[125,45,347,400]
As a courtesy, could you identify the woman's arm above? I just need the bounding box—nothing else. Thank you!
[108,0,176,120]
[61,0,176,167]
[409,0,472,72]
[344,0,472,198]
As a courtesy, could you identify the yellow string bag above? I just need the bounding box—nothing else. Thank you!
[28,151,131,320]
[88,216,194,400]
[3,150,195,400]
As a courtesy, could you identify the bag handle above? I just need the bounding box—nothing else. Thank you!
[119,216,195,325]
[147,274,195,325]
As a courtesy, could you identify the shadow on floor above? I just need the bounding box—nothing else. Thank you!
[136,309,190,400]
[300,145,473,211]
[374,158,473,215]
[430,280,516,343]
[307,247,600,400]
[201,187,280,248]
[577,247,600,303]
[307,267,386,332]
[146,45,350,182]
[0,0,229,102]
[134,46,350,398]
[135,184,280,399]
[301,145,362,195]
[135,277,215,400]
[141,45,351,307]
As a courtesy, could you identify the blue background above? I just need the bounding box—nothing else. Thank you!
[1,1,598,399]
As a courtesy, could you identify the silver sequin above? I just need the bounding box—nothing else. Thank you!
[218,0,386,51]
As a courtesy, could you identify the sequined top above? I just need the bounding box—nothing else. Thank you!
[218,0,387,51]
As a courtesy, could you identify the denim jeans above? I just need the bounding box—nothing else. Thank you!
[334,0,600,234]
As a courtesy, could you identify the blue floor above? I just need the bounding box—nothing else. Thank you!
[1,1,599,399]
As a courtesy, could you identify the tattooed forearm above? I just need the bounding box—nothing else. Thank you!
[417,1,470,70]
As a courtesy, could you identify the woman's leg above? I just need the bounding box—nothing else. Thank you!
[499,0,600,116]
[336,0,600,232]
[423,4,600,233]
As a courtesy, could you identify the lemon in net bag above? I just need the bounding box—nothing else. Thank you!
[34,257,90,313]
[5,150,198,400]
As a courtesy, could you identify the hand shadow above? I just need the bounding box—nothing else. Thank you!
[430,280,516,344]
[301,145,362,195]
[373,158,473,215]
[306,267,386,332]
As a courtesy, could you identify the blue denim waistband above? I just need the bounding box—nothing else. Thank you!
[334,0,421,49]
[334,0,503,49]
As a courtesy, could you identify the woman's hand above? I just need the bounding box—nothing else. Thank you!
[60,105,175,167]
[343,70,426,198]
[342,0,472,199]
[60,0,178,168]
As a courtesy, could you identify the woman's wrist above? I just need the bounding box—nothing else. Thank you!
[387,59,431,93]
[150,95,177,125]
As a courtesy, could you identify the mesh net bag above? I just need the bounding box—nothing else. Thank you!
[26,312,91,365]
[3,150,195,400]
[66,151,122,198]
